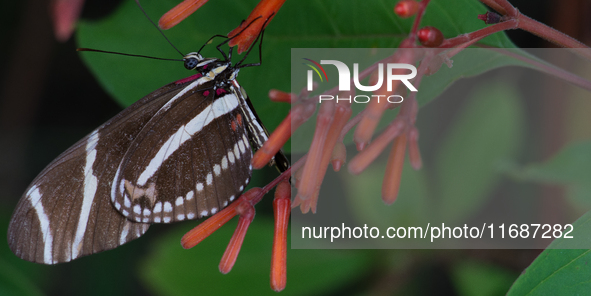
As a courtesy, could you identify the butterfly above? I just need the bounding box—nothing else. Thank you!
[8,8,287,264]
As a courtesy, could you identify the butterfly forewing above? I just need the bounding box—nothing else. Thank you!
[111,79,253,224]
[7,78,220,264]
[8,88,176,264]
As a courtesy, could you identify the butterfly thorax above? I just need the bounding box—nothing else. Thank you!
[183,52,240,90]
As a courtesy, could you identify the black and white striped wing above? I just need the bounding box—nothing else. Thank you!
[7,79,204,264]
[111,79,253,224]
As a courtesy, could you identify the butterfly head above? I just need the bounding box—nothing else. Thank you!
[183,52,221,71]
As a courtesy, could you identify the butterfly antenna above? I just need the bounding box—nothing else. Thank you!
[76,48,184,62]
[134,0,184,57]
[197,34,229,55]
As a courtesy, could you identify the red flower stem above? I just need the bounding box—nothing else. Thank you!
[482,46,591,92]
[232,167,293,210]
[468,2,591,57]
[261,166,293,201]
[409,0,432,39]
[518,14,591,55]
[339,109,364,142]
[487,0,518,17]
[478,0,507,15]
[440,19,518,48]
[410,56,431,105]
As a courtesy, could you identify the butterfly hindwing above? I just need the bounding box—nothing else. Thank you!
[111,77,253,224]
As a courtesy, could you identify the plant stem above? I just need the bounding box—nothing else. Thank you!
[441,19,518,48]
[484,47,591,92]
[488,0,518,16]
[517,14,591,59]
[478,0,506,15]
[409,0,431,39]
[476,0,591,60]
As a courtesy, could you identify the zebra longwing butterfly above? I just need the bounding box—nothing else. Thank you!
[8,14,288,264]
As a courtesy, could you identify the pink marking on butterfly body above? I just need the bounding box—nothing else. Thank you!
[216,88,227,96]
[175,73,203,85]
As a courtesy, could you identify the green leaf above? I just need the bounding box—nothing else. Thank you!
[435,80,525,224]
[451,260,517,296]
[417,48,531,107]
[507,210,591,295]
[0,258,44,296]
[506,141,591,209]
[139,219,373,295]
[513,141,591,184]
[76,0,517,138]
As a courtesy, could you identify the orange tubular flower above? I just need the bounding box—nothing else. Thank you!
[271,180,291,292]
[331,142,347,172]
[382,134,408,204]
[294,100,335,212]
[348,119,405,175]
[352,72,394,150]
[227,0,286,53]
[408,126,423,170]
[159,0,209,30]
[309,103,352,211]
[252,101,314,169]
[252,111,292,169]
[219,201,255,274]
[394,0,419,18]
[268,89,297,103]
[293,101,352,213]
[181,188,262,249]
[353,59,406,150]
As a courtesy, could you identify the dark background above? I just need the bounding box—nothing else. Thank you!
[1,0,590,295]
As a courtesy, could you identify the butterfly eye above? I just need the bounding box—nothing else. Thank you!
[184,57,199,70]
